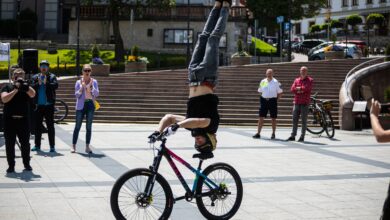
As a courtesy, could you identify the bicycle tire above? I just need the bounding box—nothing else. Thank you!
[54,99,68,123]
[196,162,243,220]
[306,107,325,135]
[110,168,174,220]
[324,111,335,138]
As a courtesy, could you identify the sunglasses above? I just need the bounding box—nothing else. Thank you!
[40,65,49,69]
[83,69,92,72]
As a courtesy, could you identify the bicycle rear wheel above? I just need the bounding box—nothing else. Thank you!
[196,162,243,220]
[110,168,174,220]
[54,99,68,123]
[323,111,335,138]
[306,108,325,135]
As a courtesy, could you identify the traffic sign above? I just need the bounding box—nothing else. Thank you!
[276,16,284,24]
[284,22,291,31]
[247,35,252,44]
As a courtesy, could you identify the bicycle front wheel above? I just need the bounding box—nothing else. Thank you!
[110,168,174,220]
[306,108,325,135]
[196,162,243,220]
[54,99,68,123]
[324,111,335,138]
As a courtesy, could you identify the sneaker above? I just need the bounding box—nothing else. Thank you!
[286,136,295,141]
[252,133,260,139]
[6,167,15,173]
[298,136,305,142]
[271,133,275,140]
[49,147,56,153]
[24,165,33,171]
[70,147,76,153]
[31,146,41,151]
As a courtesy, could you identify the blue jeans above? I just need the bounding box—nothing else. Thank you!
[188,6,229,86]
[72,100,95,145]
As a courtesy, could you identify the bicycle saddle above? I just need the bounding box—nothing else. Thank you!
[192,152,214,160]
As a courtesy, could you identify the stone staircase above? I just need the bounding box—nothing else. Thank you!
[56,59,371,127]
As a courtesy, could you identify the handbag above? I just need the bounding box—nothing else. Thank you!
[94,100,101,111]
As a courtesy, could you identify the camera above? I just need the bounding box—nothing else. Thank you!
[381,103,390,114]
[16,79,29,92]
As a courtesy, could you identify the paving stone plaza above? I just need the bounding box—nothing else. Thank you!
[0,123,388,219]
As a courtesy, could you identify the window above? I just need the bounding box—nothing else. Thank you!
[380,0,386,3]
[366,0,373,4]
[147,29,153,37]
[197,32,227,48]
[309,21,315,29]
[295,23,301,35]
[44,0,58,31]
[342,0,349,7]
[1,0,15,19]
[164,29,193,44]
[352,0,358,6]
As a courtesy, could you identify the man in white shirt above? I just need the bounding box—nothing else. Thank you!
[253,69,283,139]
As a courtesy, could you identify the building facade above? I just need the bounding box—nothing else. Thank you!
[292,0,390,39]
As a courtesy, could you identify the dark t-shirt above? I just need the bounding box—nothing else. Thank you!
[186,93,220,134]
[1,83,31,117]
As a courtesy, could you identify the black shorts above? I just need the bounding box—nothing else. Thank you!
[186,93,220,134]
[259,97,278,118]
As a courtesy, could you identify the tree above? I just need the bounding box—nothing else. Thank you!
[310,24,321,33]
[330,19,343,29]
[246,0,327,31]
[83,0,175,62]
[346,14,363,34]
[367,13,385,26]
[320,23,329,31]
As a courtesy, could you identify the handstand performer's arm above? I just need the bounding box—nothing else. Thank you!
[157,114,210,133]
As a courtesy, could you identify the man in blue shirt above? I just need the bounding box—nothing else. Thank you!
[31,60,58,152]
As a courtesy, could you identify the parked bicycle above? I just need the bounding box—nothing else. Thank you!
[110,132,243,220]
[307,92,335,138]
[54,99,68,123]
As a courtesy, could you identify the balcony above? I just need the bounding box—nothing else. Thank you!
[75,5,248,22]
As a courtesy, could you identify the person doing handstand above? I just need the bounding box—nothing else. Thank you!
[148,0,232,154]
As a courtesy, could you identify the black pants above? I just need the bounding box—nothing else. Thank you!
[35,105,55,148]
[382,183,390,219]
[4,117,31,168]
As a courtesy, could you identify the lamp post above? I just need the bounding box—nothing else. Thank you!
[76,0,81,76]
[186,0,191,65]
[287,0,292,62]
[17,0,21,56]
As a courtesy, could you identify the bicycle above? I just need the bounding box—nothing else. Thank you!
[54,99,68,123]
[110,132,243,220]
[306,92,335,138]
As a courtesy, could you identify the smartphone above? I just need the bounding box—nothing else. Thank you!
[381,103,390,114]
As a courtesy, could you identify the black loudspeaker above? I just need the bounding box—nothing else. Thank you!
[22,49,38,79]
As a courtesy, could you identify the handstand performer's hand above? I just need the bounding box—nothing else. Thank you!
[164,123,180,136]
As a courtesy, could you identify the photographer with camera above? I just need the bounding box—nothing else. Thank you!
[370,98,390,219]
[1,68,35,173]
[30,60,58,153]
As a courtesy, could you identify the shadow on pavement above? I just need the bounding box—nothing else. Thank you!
[77,152,106,159]
[35,150,64,158]
[5,170,41,182]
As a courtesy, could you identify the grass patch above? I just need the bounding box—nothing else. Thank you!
[249,37,277,55]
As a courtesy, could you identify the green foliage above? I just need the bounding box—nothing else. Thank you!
[248,37,277,56]
[385,43,390,61]
[320,23,330,31]
[237,39,244,53]
[91,44,101,58]
[131,45,140,57]
[310,24,321,33]
[330,34,337,44]
[385,86,390,102]
[246,0,327,30]
[367,13,385,26]
[330,19,344,28]
[346,14,363,26]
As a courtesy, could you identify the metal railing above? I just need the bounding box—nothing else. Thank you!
[344,56,390,101]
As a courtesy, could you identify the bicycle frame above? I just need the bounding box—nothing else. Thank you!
[144,139,219,202]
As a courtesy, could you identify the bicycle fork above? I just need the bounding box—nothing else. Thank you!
[144,151,163,197]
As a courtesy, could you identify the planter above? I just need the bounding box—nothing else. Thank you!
[91,64,110,76]
[325,51,345,60]
[125,62,147,73]
[231,56,252,66]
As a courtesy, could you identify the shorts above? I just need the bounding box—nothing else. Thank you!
[259,97,278,118]
[186,93,220,134]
